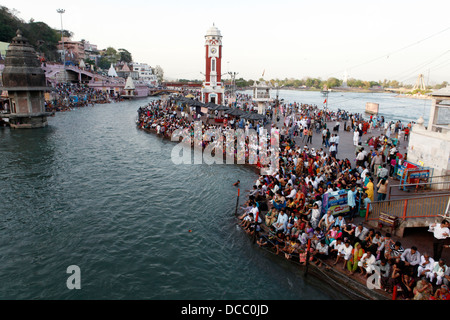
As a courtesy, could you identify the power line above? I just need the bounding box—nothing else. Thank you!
[390,50,450,81]
[325,25,450,79]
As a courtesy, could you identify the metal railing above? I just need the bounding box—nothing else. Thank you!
[365,193,450,222]
[387,175,450,200]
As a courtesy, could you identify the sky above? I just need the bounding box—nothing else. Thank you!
[2,0,450,85]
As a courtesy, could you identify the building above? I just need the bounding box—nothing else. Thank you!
[252,80,272,115]
[0,30,52,128]
[122,75,136,98]
[57,37,85,64]
[83,41,100,63]
[117,63,139,80]
[201,24,225,105]
[407,86,450,186]
[132,62,158,87]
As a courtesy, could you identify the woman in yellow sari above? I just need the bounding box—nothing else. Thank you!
[347,242,365,274]
[364,177,374,202]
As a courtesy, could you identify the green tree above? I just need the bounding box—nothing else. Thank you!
[103,47,119,64]
[434,81,448,89]
[118,48,132,63]
[97,56,111,70]
[0,6,21,41]
[0,5,72,61]
[326,77,341,88]
[24,21,60,61]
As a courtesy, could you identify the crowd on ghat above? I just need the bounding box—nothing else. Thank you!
[136,98,272,156]
[237,107,449,300]
[136,94,449,300]
[45,83,121,112]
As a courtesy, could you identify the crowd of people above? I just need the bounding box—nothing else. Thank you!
[137,98,272,161]
[136,92,448,300]
[234,104,447,300]
[45,83,121,112]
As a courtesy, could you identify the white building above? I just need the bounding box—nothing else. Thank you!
[132,62,158,87]
[252,80,272,115]
[407,86,450,186]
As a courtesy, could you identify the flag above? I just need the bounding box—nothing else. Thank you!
[323,99,327,104]
[262,69,265,77]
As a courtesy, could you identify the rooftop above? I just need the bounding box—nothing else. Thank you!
[206,24,221,37]
[432,86,450,97]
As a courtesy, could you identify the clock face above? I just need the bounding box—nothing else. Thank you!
[210,47,217,54]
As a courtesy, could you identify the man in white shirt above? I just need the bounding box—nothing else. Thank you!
[356,149,366,166]
[429,220,450,261]
[285,185,297,199]
[273,209,288,233]
[334,240,353,270]
[427,259,448,286]
[361,166,369,181]
[329,143,337,158]
[358,251,377,276]
[319,210,335,231]
[329,134,336,147]
[329,238,343,259]
[417,253,435,279]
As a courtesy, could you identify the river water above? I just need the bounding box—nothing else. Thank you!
[244,89,431,124]
[0,91,431,300]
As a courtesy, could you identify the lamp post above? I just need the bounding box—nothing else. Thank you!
[228,71,238,104]
[57,9,65,83]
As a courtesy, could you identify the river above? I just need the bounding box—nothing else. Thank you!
[0,91,431,299]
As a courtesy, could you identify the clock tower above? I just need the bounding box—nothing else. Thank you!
[201,24,225,105]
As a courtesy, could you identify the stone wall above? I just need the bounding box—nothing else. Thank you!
[407,123,450,186]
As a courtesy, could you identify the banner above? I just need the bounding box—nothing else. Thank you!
[321,189,350,216]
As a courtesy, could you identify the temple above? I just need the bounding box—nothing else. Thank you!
[0,30,53,128]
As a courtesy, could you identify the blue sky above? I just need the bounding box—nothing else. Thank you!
[2,0,450,84]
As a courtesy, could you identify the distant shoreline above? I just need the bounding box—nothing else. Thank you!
[237,87,387,94]
[236,87,433,99]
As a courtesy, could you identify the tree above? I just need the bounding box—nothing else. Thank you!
[103,47,119,64]
[326,77,341,88]
[0,6,22,42]
[0,5,71,61]
[154,65,164,83]
[434,81,448,89]
[97,56,111,70]
[24,21,60,61]
[118,48,132,63]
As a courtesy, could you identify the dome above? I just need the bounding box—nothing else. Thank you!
[2,29,47,89]
[206,24,221,37]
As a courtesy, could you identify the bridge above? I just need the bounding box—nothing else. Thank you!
[383,87,411,94]
[148,88,182,96]
[43,64,111,84]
